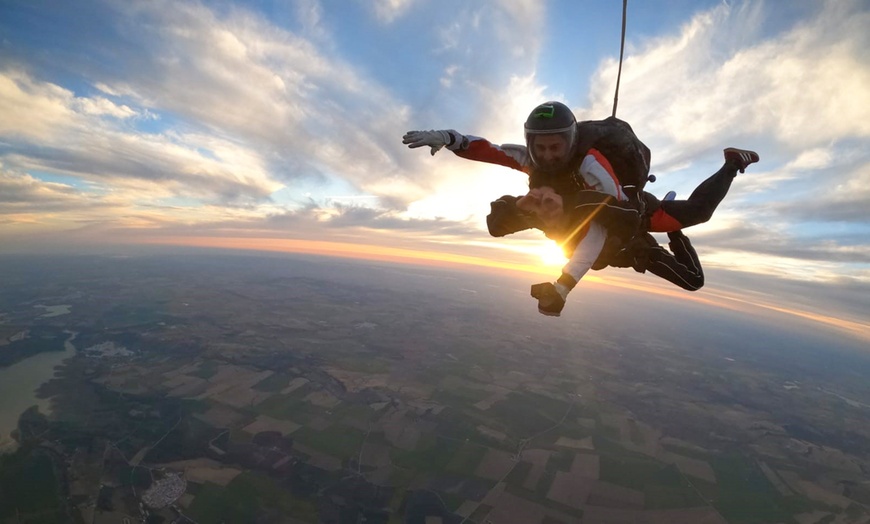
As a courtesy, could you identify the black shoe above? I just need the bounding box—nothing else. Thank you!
[530,282,565,317]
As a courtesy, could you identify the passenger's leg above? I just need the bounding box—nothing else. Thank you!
[650,148,759,231]
[657,162,737,228]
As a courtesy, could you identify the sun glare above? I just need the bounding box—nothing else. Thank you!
[539,242,567,267]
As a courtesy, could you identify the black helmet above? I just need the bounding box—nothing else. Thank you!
[524,101,577,174]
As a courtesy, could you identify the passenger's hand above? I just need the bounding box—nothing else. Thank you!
[402,130,455,156]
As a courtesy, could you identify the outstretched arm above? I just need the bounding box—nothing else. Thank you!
[453,136,530,173]
[403,129,531,173]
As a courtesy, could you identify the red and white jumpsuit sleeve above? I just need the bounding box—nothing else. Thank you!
[449,135,533,174]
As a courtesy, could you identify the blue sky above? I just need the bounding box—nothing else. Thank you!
[0,0,868,331]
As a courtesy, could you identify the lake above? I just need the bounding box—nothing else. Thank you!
[0,332,77,453]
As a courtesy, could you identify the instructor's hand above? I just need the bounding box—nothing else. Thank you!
[402,130,455,156]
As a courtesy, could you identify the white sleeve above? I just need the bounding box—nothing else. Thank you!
[579,154,626,201]
[561,222,607,283]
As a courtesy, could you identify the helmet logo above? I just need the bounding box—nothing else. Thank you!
[533,105,555,119]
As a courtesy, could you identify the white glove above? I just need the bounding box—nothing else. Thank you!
[402,129,457,156]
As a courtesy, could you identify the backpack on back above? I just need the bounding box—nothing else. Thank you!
[574,116,651,193]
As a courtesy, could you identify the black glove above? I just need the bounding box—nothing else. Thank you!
[486,195,542,237]
[530,282,565,317]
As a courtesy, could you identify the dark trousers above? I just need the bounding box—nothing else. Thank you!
[656,162,738,228]
[645,232,704,291]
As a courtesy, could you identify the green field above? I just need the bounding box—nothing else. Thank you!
[643,484,706,509]
[330,402,378,425]
[444,441,488,476]
[0,449,62,520]
[251,372,293,392]
[599,454,683,491]
[709,453,805,522]
[487,392,572,437]
[331,355,392,374]
[102,303,166,327]
[504,460,533,486]
[293,425,367,459]
[254,391,321,423]
[469,503,494,523]
[187,473,318,523]
[504,481,585,519]
[391,435,462,473]
[547,448,575,472]
[189,359,219,379]
[431,408,515,451]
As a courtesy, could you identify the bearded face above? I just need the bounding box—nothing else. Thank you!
[529,134,570,173]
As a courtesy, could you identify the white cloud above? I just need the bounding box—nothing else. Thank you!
[703,248,870,284]
[0,70,76,141]
[368,0,416,24]
[293,0,331,43]
[440,65,458,88]
[0,70,282,203]
[1,1,433,209]
[490,0,544,58]
[95,0,433,205]
[73,97,138,119]
[782,148,833,171]
[582,0,870,164]
[0,159,297,242]
[85,0,554,213]
[0,168,83,210]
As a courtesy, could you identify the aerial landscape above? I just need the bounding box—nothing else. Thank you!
[1,252,868,523]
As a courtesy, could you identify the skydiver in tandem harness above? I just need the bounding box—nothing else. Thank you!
[403,101,759,316]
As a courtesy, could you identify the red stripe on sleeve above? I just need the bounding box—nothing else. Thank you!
[588,148,621,190]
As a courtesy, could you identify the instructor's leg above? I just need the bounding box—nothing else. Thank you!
[645,231,704,291]
[666,231,704,288]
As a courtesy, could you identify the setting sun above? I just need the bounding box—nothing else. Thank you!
[538,242,568,267]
